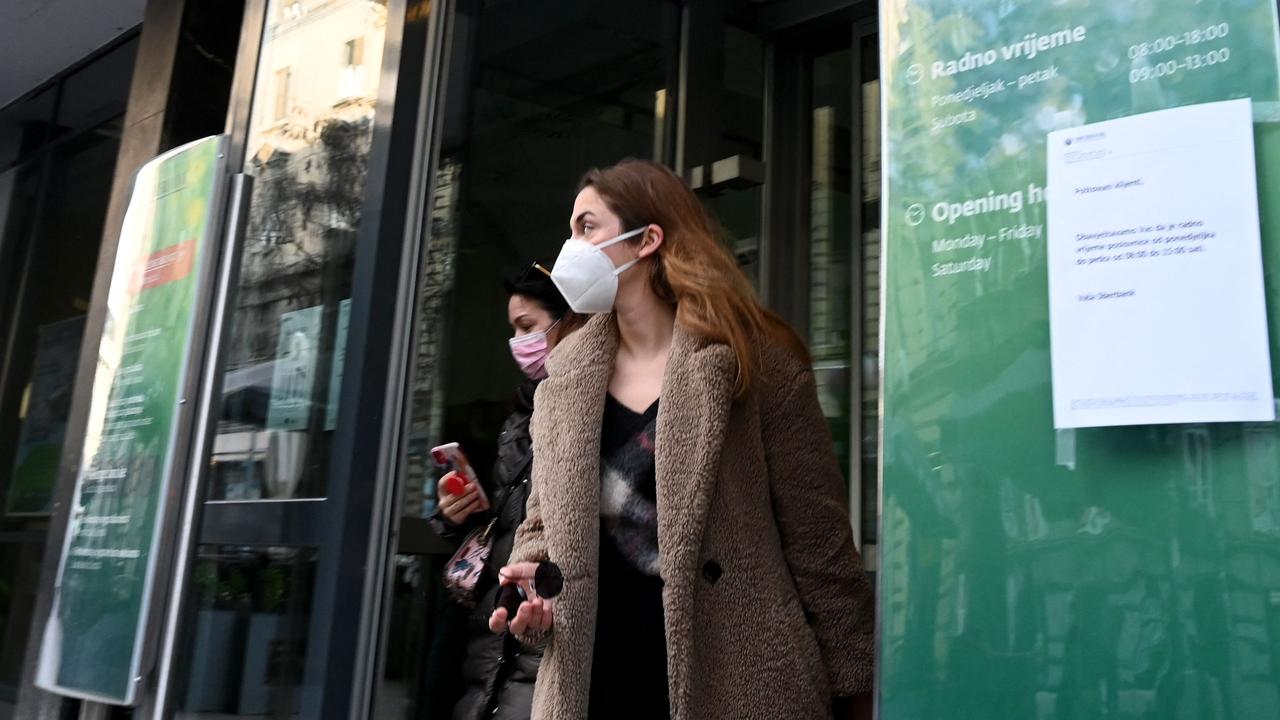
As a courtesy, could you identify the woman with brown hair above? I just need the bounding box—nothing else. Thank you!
[488,159,874,719]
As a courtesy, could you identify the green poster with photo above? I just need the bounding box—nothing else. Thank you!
[7,316,86,516]
[326,297,351,432]
[36,135,227,705]
[879,1,1280,717]
[266,304,322,431]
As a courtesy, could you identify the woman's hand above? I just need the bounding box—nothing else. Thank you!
[488,562,555,637]
[437,472,486,525]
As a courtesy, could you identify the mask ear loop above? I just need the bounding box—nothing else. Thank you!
[510,317,561,347]
[542,317,563,341]
[608,225,650,277]
[611,257,641,277]
[596,225,648,249]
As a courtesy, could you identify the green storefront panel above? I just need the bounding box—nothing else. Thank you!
[880,1,1280,717]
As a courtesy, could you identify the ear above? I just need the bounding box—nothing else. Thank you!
[637,224,664,259]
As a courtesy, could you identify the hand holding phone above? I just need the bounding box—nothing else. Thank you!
[437,472,487,524]
[432,443,490,518]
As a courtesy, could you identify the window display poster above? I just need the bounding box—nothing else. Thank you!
[266,305,322,431]
[6,315,86,516]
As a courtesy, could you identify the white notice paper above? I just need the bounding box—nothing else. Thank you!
[1047,99,1274,429]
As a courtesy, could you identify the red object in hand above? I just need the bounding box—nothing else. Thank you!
[441,473,469,496]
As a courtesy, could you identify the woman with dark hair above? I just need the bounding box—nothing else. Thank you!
[432,262,582,720]
[489,160,875,719]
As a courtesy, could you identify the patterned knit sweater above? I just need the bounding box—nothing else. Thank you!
[599,394,661,575]
[590,394,669,719]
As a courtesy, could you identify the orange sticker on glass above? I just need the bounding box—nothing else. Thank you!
[139,239,196,290]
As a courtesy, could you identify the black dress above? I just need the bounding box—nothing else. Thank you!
[588,395,670,719]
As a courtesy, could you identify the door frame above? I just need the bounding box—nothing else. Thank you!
[760,8,880,556]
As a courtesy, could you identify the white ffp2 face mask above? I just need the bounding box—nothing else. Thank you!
[549,226,647,314]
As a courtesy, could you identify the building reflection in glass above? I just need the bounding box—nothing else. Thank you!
[213,0,389,501]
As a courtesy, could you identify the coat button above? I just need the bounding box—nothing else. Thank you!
[701,560,722,584]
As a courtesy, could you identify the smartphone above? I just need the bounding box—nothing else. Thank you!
[430,442,490,508]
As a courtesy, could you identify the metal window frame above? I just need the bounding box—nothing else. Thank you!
[350,3,456,715]
[198,0,425,716]
[850,16,880,556]
[0,28,142,174]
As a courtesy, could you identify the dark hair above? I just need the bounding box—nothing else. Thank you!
[503,261,570,319]
[504,263,588,341]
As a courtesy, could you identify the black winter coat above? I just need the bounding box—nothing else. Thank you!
[435,379,544,720]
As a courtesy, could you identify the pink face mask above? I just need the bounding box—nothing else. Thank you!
[508,320,559,379]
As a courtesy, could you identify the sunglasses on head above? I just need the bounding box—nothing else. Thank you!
[516,261,553,284]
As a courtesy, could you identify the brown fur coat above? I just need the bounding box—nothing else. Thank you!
[510,314,875,719]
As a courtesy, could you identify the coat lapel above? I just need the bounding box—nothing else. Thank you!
[654,322,736,578]
[536,314,617,581]
[654,322,736,713]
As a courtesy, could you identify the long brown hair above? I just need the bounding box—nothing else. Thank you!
[579,159,809,394]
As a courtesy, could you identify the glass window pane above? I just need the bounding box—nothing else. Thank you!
[0,87,57,170]
[373,553,467,719]
[175,546,318,719]
[0,129,121,507]
[212,0,392,500]
[810,47,855,524]
[0,163,42,339]
[0,125,122,714]
[700,25,765,287]
[706,185,763,287]
[721,25,765,160]
[404,0,679,521]
[55,36,140,134]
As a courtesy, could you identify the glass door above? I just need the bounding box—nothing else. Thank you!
[173,0,399,715]
[125,1,428,718]
[788,22,881,557]
[368,2,682,716]
[682,5,882,557]
[793,23,883,556]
